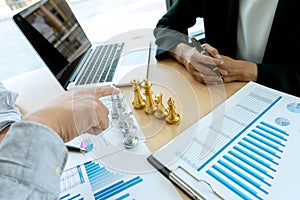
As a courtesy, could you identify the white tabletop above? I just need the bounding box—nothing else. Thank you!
[2,67,64,114]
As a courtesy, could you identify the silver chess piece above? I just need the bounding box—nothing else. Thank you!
[120,113,138,149]
[111,93,125,119]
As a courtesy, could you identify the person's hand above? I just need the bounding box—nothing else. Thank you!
[216,55,258,82]
[22,86,120,142]
[202,43,258,82]
[170,43,226,84]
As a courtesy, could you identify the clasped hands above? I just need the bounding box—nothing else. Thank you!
[170,43,258,84]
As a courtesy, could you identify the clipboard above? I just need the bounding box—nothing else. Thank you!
[147,82,300,200]
[147,155,224,200]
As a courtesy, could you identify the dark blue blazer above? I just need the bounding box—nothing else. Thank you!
[154,0,300,96]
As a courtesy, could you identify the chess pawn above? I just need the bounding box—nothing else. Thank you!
[141,79,156,114]
[131,79,145,109]
[166,97,180,124]
[154,92,167,119]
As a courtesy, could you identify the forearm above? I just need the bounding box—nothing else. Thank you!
[154,0,201,60]
[169,42,194,65]
[0,121,68,198]
[0,125,9,142]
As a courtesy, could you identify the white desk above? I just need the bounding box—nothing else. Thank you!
[2,67,64,114]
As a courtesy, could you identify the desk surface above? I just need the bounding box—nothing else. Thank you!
[121,59,246,199]
[2,59,246,199]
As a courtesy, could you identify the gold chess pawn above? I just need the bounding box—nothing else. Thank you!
[166,97,180,124]
[131,79,145,109]
[154,92,167,119]
[141,79,156,114]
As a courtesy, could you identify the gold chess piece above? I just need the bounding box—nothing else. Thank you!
[131,79,145,109]
[141,79,156,114]
[166,97,180,124]
[154,92,167,119]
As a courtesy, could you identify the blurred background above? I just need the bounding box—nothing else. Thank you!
[0,0,203,81]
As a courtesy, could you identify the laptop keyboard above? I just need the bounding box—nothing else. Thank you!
[76,42,124,85]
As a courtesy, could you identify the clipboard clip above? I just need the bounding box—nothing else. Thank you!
[170,166,225,200]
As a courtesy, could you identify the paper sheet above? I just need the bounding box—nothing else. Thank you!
[152,82,300,200]
[61,95,182,199]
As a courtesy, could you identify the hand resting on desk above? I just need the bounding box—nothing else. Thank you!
[169,42,258,85]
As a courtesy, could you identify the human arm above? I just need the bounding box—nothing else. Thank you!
[186,42,257,83]
[22,86,120,142]
[154,0,203,60]
[169,42,227,84]
[0,125,9,142]
[0,121,68,199]
[203,44,300,96]
[0,82,22,142]
[217,55,300,96]
[0,86,119,199]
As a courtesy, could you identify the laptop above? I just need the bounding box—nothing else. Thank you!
[12,0,151,90]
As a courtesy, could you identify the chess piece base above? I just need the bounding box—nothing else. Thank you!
[166,114,180,124]
[123,135,139,149]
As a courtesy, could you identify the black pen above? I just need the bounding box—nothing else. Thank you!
[190,37,224,81]
[66,145,88,153]
[147,155,204,199]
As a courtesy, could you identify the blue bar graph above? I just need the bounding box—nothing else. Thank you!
[84,161,123,192]
[207,121,289,200]
[94,176,143,200]
[60,193,84,200]
[84,161,143,200]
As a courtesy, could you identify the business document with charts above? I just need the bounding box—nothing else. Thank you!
[148,81,300,200]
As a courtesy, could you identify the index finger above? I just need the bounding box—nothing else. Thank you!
[202,43,222,59]
[94,86,121,98]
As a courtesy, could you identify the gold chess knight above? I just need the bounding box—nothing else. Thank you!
[131,79,145,109]
[166,97,180,124]
[141,79,156,114]
[154,92,167,119]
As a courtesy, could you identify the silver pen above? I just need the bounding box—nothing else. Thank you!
[190,37,224,82]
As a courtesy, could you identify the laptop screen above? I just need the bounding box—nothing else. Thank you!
[13,0,91,85]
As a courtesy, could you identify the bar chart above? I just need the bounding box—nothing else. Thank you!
[206,121,289,200]
[59,160,144,200]
[83,161,143,199]
[84,161,123,192]
[60,193,84,200]
[179,88,282,172]
[149,82,300,199]
[60,166,85,193]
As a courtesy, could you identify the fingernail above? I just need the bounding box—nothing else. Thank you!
[220,60,225,65]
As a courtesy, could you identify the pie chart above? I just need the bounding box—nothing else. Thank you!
[287,103,300,113]
[80,139,94,152]
[275,117,290,126]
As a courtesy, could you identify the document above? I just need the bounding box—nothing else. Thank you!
[64,95,149,171]
[148,82,300,200]
[61,95,182,199]
[59,159,182,200]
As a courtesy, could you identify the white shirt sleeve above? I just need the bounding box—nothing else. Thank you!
[0,121,68,199]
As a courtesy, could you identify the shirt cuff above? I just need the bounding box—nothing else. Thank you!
[0,83,22,132]
[0,121,68,196]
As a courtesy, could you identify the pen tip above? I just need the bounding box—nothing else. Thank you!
[80,148,88,153]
